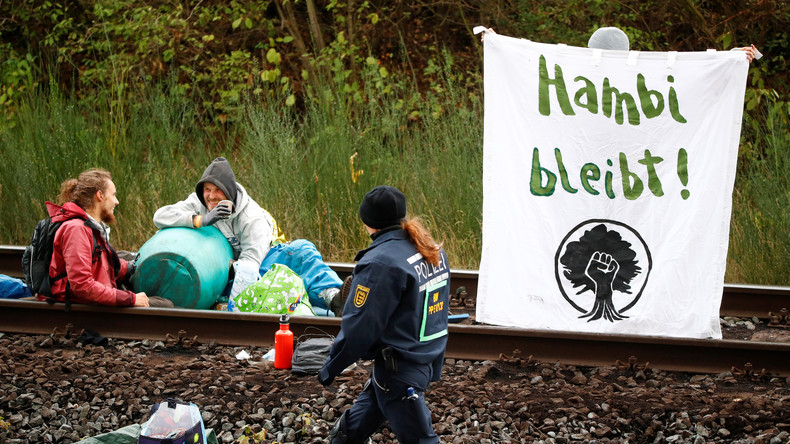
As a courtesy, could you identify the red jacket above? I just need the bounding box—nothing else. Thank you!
[38,202,136,306]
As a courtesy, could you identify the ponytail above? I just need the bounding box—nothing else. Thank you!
[57,179,79,206]
[57,169,112,210]
[402,217,442,266]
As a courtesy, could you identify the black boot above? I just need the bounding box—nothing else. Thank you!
[328,410,350,443]
[331,275,354,317]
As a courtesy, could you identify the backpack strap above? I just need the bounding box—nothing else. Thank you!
[49,218,103,312]
[44,215,67,307]
[88,223,124,282]
[45,268,68,307]
[63,220,104,312]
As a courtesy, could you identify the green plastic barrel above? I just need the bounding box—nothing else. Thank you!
[132,227,233,309]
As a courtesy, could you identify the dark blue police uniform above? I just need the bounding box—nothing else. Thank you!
[318,227,451,444]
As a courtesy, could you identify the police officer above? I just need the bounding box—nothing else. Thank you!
[318,185,451,444]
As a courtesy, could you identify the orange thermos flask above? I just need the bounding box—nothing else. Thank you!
[274,314,293,369]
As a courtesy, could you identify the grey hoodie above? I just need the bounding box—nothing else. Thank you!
[154,182,276,269]
[195,157,238,209]
[154,157,285,297]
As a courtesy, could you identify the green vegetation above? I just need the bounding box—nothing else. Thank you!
[0,1,788,281]
[729,100,790,284]
[0,63,484,267]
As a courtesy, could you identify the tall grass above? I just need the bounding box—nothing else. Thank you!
[727,101,790,284]
[1,68,787,281]
[236,63,483,266]
[0,66,485,268]
[0,79,222,251]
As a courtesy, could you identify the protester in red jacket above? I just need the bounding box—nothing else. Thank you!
[40,169,150,307]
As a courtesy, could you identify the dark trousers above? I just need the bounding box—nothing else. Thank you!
[343,368,438,444]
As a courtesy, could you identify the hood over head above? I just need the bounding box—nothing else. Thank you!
[196,157,238,209]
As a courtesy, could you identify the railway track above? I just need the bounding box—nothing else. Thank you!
[3,245,789,318]
[2,299,790,377]
[2,245,790,376]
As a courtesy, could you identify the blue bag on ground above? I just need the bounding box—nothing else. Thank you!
[138,399,206,444]
[0,274,31,299]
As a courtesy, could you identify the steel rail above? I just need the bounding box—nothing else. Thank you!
[2,245,788,319]
[1,299,789,376]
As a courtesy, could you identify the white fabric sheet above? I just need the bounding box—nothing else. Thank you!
[476,32,749,339]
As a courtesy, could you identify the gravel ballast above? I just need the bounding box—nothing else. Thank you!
[1,323,789,443]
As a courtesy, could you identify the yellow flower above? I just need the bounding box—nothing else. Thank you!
[349,152,364,184]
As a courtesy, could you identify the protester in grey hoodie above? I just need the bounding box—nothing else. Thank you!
[153,157,282,297]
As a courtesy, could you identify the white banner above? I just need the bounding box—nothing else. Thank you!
[476,32,749,339]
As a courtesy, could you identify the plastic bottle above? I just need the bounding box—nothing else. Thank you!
[274,314,293,369]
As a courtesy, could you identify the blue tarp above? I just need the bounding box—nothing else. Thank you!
[0,274,31,299]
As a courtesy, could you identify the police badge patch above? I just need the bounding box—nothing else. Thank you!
[353,284,370,308]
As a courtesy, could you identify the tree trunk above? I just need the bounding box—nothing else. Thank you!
[274,0,318,88]
[305,0,325,51]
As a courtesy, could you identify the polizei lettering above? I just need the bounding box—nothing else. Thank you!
[538,55,687,125]
[414,254,448,282]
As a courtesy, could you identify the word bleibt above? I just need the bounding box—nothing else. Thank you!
[531,147,690,200]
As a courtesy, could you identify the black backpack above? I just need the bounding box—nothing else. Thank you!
[22,215,101,309]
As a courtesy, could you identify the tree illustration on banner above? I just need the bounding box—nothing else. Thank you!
[558,223,643,322]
